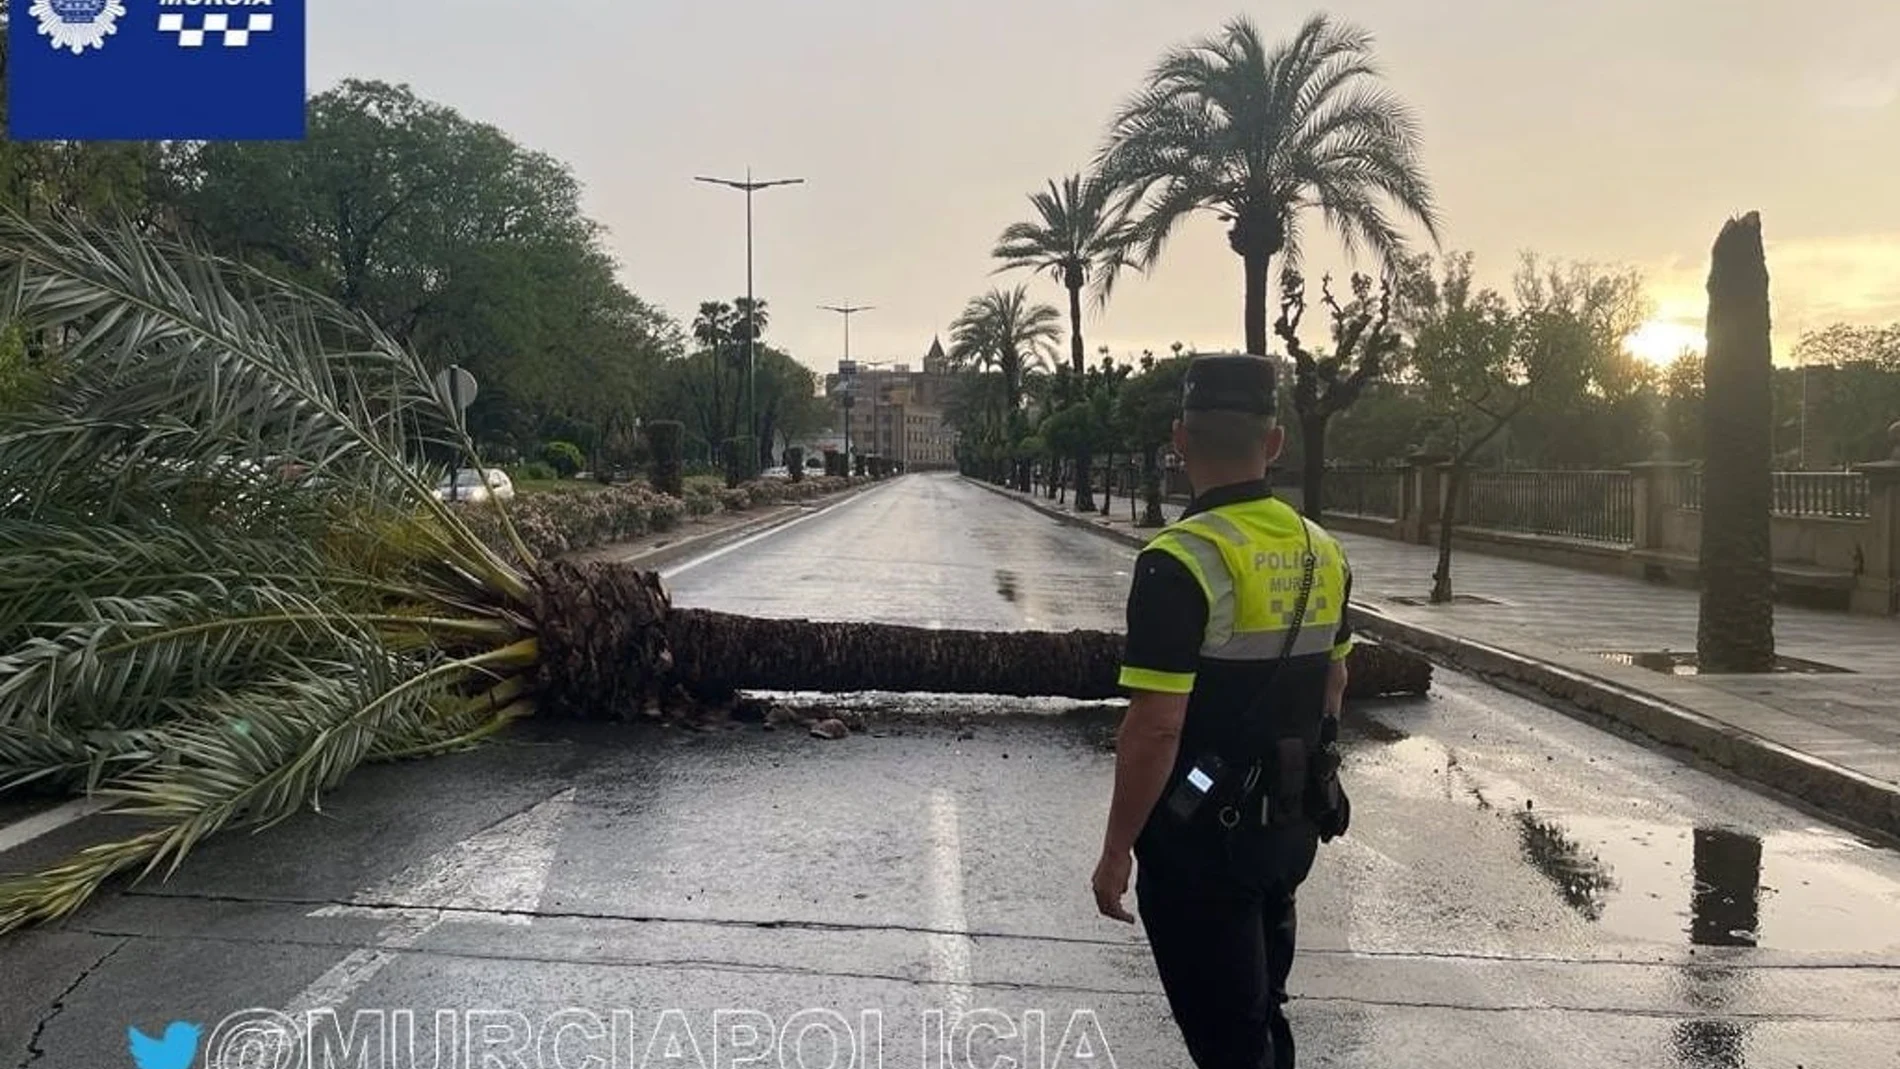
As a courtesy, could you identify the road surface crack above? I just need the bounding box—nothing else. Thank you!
[117,887,1145,947]
[18,938,127,1069]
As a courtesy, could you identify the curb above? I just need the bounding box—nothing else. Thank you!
[968,477,1900,840]
[962,477,1157,550]
[1352,605,1900,842]
[577,480,887,573]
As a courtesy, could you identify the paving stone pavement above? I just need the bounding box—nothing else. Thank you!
[1009,480,1900,802]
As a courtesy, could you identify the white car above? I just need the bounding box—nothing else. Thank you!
[433,468,516,504]
[760,466,792,481]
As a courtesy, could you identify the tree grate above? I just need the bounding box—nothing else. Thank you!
[1385,593,1505,607]
[1595,650,1851,675]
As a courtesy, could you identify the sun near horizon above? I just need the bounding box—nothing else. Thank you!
[1624,318,1706,366]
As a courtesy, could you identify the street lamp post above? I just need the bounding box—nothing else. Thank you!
[821,302,873,465]
[696,169,805,475]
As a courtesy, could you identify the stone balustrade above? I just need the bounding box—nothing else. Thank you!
[1306,420,1900,616]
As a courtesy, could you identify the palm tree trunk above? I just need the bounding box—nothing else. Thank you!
[1068,281,1096,513]
[1697,213,1777,673]
[532,562,1432,714]
[1243,248,1272,357]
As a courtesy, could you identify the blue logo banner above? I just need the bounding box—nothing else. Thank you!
[9,0,306,141]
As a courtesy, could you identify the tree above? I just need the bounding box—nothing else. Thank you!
[1789,325,1900,467]
[1098,13,1439,358]
[1399,252,1642,602]
[1660,353,1705,462]
[0,217,1434,931]
[751,345,823,468]
[993,173,1139,512]
[949,286,1062,490]
[1399,254,1526,602]
[174,80,673,453]
[1488,262,1652,469]
[1793,322,1900,371]
[1697,214,1776,673]
[1085,354,1134,515]
[1319,380,1433,465]
[1114,354,1193,526]
[1272,270,1404,516]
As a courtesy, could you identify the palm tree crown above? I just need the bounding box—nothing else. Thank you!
[992,173,1138,512]
[948,286,1062,413]
[1099,13,1439,354]
[992,174,1139,327]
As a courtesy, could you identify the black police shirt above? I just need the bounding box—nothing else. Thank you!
[1121,480,1354,769]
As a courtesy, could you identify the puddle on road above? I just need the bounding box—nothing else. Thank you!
[1353,730,1900,952]
[1514,810,1900,951]
[1517,810,1619,922]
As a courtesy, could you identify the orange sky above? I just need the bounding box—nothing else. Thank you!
[310,0,1900,371]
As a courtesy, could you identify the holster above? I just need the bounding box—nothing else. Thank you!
[1304,718,1351,842]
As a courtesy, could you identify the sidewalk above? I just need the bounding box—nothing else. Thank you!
[984,478,1900,839]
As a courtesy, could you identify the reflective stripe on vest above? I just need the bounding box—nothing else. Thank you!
[1146,496,1349,663]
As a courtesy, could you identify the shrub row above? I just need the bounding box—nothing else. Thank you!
[457,476,861,560]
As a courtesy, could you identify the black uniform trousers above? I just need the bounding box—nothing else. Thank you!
[1135,819,1321,1069]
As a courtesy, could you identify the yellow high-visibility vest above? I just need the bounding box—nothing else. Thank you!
[1119,496,1352,695]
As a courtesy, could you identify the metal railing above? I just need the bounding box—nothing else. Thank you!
[1676,470,1868,519]
[1322,466,1404,519]
[1462,470,1634,545]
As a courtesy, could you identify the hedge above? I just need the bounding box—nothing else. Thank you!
[455,476,859,560]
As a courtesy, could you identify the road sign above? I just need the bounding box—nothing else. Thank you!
[434,365,478,414]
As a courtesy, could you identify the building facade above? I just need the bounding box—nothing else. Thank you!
[821,337,961,470]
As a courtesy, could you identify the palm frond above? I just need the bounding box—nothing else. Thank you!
[0,213,555,934]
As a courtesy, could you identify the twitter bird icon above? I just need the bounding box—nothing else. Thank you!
[127,1021,201,1069]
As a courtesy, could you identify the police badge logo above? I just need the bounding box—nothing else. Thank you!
[30,0,127,55]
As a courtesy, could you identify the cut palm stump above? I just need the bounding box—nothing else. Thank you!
[532,562,1432,718]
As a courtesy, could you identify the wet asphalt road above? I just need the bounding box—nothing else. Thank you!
[5,473,1900,1069]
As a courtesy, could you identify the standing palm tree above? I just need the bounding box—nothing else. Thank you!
[992,174,1138,512]
[1098,13,1439,358]
[949,286,1062,491]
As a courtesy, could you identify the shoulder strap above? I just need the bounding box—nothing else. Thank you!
[1216,509,1317,762]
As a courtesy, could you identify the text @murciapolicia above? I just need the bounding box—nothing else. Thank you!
[201,1006,1119,1068]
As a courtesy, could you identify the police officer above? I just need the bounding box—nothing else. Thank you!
[1092,353,1354,1069]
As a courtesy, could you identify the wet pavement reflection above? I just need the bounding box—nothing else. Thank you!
[1517,810,1619,922]
[1669,829,1764,1067]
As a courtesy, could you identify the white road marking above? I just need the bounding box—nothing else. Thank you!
[660,482,888,579]
[925,788,974,1017]
[313,787,575,923]
[272,790,575,1029]
[0,797,113,855]
[280,912,441,1020]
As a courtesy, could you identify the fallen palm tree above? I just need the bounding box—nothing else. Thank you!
[535,562,1429,715]
[0,215,1429,934]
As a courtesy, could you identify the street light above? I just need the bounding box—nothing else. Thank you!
[821,302,873,465]
[695,168,805,474]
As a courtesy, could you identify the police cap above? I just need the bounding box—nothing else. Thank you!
[1182,353,1276,415]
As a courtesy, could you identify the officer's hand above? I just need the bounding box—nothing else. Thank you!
[1092,849,1136,923]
